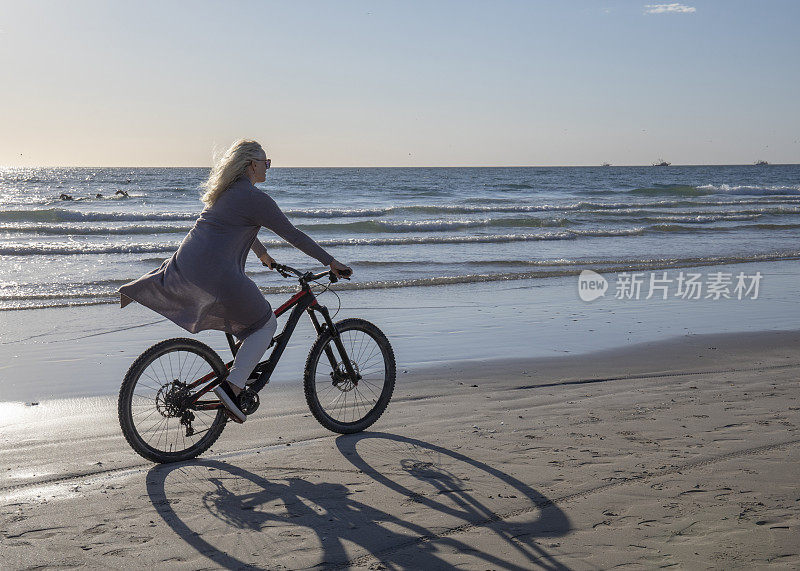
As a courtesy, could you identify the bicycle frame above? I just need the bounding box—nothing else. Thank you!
[185,275,358,412]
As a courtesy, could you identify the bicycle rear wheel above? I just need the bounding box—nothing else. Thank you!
[118,338,228,463]
[304,318,396,434]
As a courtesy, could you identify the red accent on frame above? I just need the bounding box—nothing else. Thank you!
[274,290,309,317]
[193,380,219,401]
[187,288,314,406]
[185,360,232,390]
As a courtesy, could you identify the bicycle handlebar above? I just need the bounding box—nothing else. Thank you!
[264,262,351,284]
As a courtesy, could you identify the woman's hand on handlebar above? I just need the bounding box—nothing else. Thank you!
[329,259,352,278]
[259,253,277,269]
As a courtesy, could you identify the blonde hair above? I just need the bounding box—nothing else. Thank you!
[201,139,264,206]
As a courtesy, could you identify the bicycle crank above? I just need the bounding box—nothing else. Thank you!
[237,388,260,415]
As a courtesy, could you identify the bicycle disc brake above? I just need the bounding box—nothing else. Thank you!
[331,362,361,391]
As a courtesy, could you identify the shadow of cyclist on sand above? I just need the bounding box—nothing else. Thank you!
[146,433,571,570]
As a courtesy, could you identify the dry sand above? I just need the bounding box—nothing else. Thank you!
[2,330,799,569]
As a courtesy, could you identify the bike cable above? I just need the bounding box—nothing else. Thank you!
[309,278,342,319]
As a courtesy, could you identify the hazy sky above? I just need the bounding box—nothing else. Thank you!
[1,1,798,167]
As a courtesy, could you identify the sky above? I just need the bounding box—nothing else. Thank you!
[0,0,798,167]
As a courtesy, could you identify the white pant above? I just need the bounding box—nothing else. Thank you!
[226,313,278,390]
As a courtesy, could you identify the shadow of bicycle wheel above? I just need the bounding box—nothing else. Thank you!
[145,432,571,570]
[335,431,571,568]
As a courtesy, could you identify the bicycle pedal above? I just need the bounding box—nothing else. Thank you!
[224,408,245,424]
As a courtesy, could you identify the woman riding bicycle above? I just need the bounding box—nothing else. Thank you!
[119,139,351,423]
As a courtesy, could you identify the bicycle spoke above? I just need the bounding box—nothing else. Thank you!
[310,324,391,427]
[358,334,370,364]
[157,357,169,385]
[326,388,346,409]
[358,379,382,402]
[352,387,369,421]
[186,356,204,384]
[355,385,376,407]
[143,415,167,439]
[131,406,160,423]
[123,343,226,461]
[141,370,163,386]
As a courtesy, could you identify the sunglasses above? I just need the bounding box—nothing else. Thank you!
[254,158,271,169]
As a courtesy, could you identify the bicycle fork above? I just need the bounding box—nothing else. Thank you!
[307,306,361,386]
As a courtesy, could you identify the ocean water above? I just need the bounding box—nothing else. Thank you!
[0,165,798,312]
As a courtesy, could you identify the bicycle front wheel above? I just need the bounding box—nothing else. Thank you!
[304,318,396,434]
[118,338,228,463]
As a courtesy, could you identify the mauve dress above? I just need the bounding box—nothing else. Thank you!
[118,177,333,339]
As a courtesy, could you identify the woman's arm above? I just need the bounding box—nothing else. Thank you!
[250,237,276,268]
[249,190,334,266]
[250,237,268,259]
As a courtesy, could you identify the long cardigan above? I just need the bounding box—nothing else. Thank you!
[118,177,333,339]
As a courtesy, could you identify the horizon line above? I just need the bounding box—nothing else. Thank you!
[1,163,797,169]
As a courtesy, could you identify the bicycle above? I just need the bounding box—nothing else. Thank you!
[118,264,396,464]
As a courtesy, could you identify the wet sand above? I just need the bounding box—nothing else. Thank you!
[2,330,799,569]
[2,259,799,404]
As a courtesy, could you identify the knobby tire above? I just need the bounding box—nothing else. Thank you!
[118,338,228,463]
[303,318,396,434]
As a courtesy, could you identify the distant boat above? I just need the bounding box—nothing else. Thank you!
[754,159,769,166]
[652,159,671,166]
[601,162,611,167]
